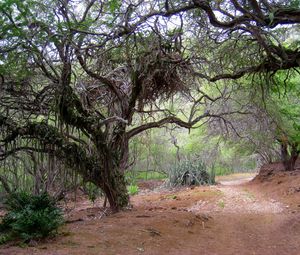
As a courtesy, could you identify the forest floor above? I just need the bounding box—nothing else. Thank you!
[1,167,300,255]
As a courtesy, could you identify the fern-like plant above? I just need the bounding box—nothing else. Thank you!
[127,184,139,195]
[0,192,64,242]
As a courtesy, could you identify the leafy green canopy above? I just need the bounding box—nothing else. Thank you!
[267,70,300,146]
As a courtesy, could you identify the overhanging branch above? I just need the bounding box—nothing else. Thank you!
[0,117,104,183]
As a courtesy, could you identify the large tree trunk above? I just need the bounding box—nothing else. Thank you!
[101,167,129,212]
[93,140,130,212]
[281,142,299,171]
[94,126,130,211]
[281,142,290,170]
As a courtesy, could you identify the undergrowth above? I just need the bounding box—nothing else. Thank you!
[0,192,64,243]
[127,184,139,195]
[168,160,215,186]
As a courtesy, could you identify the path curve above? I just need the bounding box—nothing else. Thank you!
[188,175,285,214]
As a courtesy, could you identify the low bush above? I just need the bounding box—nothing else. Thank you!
[125,170,167,183]
[167,160,214,186]
[0,192,64,242]
[127,184,139,195]
[83,182,103,204]
[213,164,233,176]
[135,171,167,180]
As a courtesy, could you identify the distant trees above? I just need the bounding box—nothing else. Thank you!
[0,0,299,211]
[185,0,300,170]
[268,72,300,171]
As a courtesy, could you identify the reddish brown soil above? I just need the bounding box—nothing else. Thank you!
[251,162,300,211]
[1,168,300,255]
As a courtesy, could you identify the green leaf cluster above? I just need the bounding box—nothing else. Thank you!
[0,192,64,242]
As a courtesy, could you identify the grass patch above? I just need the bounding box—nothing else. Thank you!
[135,171,167,180]
[127,185,139,195]
[126,170,167,183]
[217,200,225,208]
[213,165,233,176]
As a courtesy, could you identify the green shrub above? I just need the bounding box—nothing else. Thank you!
[167,160,214,186]
[127,185,139,195]
[135,171,167,180]
[0,192,64,242]
[125,170,167,183]
[83,182,103,204]
[213,164,233,176]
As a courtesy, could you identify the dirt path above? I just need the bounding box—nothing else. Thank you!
[189,176,285,214]
[1,174,300,255]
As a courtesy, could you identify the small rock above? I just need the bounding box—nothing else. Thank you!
[137,247,144,252]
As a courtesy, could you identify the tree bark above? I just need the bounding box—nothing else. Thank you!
[100,167,129,212]
[281,142,299,171]
[93,140,130,212]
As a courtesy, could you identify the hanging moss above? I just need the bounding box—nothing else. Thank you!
[0,114,129,211]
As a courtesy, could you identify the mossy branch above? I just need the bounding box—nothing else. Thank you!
[0,117,104,184]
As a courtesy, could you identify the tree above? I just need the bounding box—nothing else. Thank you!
[0,0,299,211]
[267,71,300,171]
[0,0,223,211]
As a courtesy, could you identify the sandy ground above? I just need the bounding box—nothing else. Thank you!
[1,172,300,255]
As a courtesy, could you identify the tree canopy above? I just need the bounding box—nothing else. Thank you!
[0,0,299,211]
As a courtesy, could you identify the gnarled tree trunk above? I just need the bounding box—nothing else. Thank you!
[91,133,130,212]
[280,142,299,171]
[100,167,129,212]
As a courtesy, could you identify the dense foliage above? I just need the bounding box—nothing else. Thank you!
[168,160,214,187]
[0,192,64,242]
